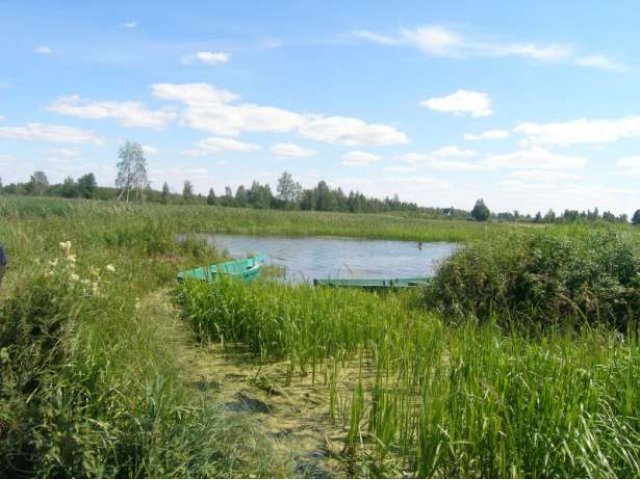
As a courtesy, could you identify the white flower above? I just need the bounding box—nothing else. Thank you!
[105,264,116,273]
[66,254,76,263]
[59,241,72,253]
[69,273,80,283]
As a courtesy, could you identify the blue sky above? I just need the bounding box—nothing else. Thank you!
[1,0,639,215]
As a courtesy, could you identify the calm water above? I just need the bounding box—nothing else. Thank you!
[204,234,456,283]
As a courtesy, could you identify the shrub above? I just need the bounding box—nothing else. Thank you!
[425,229,640,329]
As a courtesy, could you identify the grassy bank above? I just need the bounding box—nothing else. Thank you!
[0,197,291,477]
[1,195,540,243]
[2,195,640,477]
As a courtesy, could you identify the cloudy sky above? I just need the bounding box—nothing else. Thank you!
[1,0,639,215]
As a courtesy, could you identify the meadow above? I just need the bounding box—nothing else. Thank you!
[1,195,640,478]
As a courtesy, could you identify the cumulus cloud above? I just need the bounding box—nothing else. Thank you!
[120,20,137,29]
[300,115,408,146]
[182,51,231,65]
[185,137,261,156]
[271,143,316,158]
[354,24,625,71]
[515,117,640,146]
[420,90,493,117]
[0,123,102,144]
[47,95,176,129]
[464,129,509,141]
[342,150,382,166]
[153,82,409,146]
[399,147,481,172]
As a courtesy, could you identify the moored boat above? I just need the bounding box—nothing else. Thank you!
[313,277,429,289]
[177,254,265,283]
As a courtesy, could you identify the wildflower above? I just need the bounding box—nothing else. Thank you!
[69,273,80,283]
[66,254,77,263]
[48,259,58,268]
[105,264,116,273]
[59,241,72,253]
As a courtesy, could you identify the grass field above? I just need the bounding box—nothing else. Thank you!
[1,195,640,478]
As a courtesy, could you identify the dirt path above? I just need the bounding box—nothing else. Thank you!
[146,289,352,478]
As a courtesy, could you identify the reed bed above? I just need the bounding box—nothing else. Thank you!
[180,276,640,478]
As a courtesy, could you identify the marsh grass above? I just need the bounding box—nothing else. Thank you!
[0,197,292,478]
[4,195,640,478]
[180,271,640,477]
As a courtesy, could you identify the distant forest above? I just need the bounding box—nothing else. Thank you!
[0,169,634,224]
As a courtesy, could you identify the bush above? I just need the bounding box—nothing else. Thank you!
[425,229,640,329]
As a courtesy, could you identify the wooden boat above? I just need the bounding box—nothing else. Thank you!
[313,277,429,289]
[177,254,265,283]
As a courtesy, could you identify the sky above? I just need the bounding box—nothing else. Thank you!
[1,0,639,215]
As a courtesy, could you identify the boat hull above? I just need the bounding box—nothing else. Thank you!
[177,254,265,283]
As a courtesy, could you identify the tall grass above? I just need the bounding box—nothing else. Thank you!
[180,261,640,477]
[0,198,290,477]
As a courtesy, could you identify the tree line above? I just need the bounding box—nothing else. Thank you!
[0,141,637,224]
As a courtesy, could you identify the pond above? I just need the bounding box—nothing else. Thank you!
[203,234,456,284]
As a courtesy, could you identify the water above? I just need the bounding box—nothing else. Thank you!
[204,234,456,284]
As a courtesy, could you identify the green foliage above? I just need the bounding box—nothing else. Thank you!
[426,228,640,329]
[471,198,490,221]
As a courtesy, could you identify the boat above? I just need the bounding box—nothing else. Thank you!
[177,254,266,283]
[313,277,429,289]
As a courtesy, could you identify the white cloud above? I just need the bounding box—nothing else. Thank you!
[355,25,625,71]
[120,20,137,29]
[300,115,408,146]
[575,55,628,72]
[35,45,52,55]
[420,90,493,117]
[47,95,176,129]
[142,145,157,155]
[342,150,382,166]
[383,175,450,189]
[431,145,475,157]
[617,156,640,168]
[383,165,418,174]
[46,147,80,161]
[153,82,305,137]
[271,143,316,158]
[464,129,509,141]
[182,51,231,65]
[0,123,102,144]
[399,151,482,171]
[352,29,402,46]
[506,170,580,182]
[153,82,409,146]
[185,136,261,156]
[483,146,586,170]
[616,156,640,177]
[515,117,640,146]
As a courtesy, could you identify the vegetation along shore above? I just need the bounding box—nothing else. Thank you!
[1,195,640,477]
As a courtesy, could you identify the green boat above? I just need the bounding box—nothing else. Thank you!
[177,254,266,283]
[313,277,429,289]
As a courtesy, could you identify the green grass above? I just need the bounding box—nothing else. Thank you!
[0,196,292,477]
[3,195,640,478]
[180,277,640,478]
